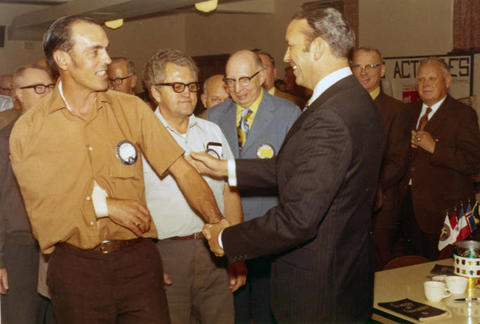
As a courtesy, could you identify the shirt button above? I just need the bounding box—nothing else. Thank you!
[89,221,95,226]
[86,196,91,201]
[88,146,93,151]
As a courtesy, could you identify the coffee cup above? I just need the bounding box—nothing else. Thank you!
[445,276,468,295]
[424,281,451,302]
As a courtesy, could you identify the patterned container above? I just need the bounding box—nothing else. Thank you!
[454,241,480,277]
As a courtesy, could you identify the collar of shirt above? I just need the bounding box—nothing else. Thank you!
[235,88,263,126]
[267,87,275,96]
[154,106,197,137]
[369,86,381,100]
[308,67,352,106]
[54,80,110,115]
[416,95,447,128]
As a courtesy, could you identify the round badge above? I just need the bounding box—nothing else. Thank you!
[116,140,138,165]
[256,143,275,159]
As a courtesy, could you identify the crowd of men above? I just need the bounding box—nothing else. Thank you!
[0,5,479,324]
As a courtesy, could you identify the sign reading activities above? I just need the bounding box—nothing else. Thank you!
[383,55,473,103]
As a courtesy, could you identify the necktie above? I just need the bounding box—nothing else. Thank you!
[238,108,252,149]
[417,107,432,131]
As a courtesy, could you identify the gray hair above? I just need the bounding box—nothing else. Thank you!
[293,7,355,58]
[111,57,136,75]
[418,57,450,77]
[13,65,50,87]
[143,48,198,95]
[352,47,383,63]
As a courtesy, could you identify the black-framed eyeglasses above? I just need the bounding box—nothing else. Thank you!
[109,74,133,86]
[0,87,12,94]
[224,70,262,89]
[155,82,201,93]
[351,64,381,73]
[19,83,55,95]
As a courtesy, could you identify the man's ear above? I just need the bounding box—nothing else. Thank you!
[150,85,161,104]
[311,37,325,61]
[380,63,386,78]
[201,93,207,107]
[131,75,138,89]
[445,74,452,90]
[53,50,71,71]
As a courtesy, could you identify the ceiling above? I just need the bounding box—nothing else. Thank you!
[1,0,263,41]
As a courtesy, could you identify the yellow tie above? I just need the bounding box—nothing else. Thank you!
[238,108,252,149]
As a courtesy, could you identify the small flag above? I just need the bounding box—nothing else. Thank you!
[457,204,472,241]
[439,211,460,251]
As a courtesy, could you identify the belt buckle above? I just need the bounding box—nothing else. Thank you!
[99,240,113,254]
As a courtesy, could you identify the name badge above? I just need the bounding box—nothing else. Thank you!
[206,142,223,159]
[256,143,274,159]
[116,140,138,165]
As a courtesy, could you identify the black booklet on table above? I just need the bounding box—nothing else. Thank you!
[378,298,449,322]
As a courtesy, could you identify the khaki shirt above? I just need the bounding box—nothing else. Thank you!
[9,86,184,253]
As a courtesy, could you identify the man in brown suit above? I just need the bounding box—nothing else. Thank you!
[352,47,410,269]
[403,58,480,260]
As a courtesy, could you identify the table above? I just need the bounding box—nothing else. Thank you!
[373,258,480,323]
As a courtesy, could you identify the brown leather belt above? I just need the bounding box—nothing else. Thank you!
[58,238,144,254]
[169,232,204,240]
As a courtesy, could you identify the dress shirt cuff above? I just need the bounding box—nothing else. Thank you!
[227,159,237,187]
[218,229,224,249]
[92,181,109,218]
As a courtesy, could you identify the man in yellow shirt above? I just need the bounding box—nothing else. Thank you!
[10,16,224,323]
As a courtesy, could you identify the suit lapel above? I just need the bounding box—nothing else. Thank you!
[244,93,274,152]
[216,101,240,157]
[280,75,356,148]
[423,96,451,134]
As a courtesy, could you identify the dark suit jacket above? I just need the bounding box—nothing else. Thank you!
[222,75,384,323]
[407,95,480,234]
[375,92,409,190]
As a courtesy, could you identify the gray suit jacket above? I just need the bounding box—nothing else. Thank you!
[207,91,300,221]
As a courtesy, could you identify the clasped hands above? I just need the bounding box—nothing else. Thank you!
[411,130,436,153]
[202,218,231,257]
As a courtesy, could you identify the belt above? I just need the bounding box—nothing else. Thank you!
[169,232,204,240]
[58,238,144,254]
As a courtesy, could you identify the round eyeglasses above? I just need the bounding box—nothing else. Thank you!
[19,83,55,95]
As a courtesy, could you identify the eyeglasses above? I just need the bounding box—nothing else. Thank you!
[155,82,201,93]
[351,64,381,73]
[224,70,262,89]
[19,83,55,94]
[109,74,133,86]
[0,87,12,94]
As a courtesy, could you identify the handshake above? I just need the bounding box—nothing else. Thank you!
[202,218,231,257]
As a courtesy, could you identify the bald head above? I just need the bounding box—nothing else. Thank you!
[0,74,13,97]
[201,74,229,109]
[225,50,265,108]
[13,66,54,112]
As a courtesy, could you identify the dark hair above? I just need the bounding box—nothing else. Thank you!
[42,16,98,76]
[293,7,355,58]
[252,49,275,68]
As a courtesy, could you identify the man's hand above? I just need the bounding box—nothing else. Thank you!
[186,152,228,179]
[163,272,172,291]
[106,198,151,236]
[202,218,231,257]
[0,268,8,294]
[228,261,247,292]
[411,130,436,153]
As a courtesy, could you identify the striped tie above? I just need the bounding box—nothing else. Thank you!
[238,108,252,149]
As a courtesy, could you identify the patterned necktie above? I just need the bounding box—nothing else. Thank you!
[238,108,252,149]
[417,107,432,131]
